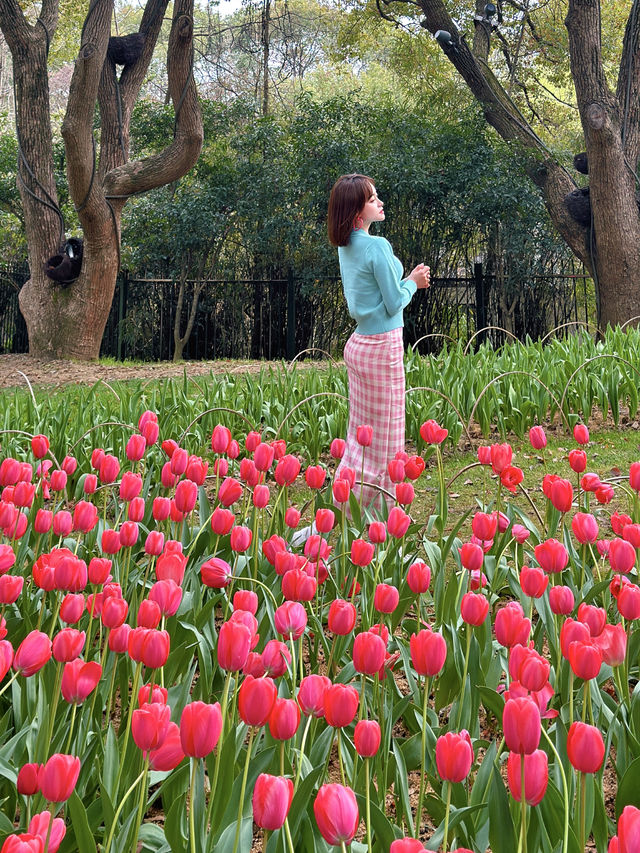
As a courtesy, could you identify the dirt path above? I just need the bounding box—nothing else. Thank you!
[0,354,329,390]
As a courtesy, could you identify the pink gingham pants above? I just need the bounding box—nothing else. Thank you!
[336,328,405,511]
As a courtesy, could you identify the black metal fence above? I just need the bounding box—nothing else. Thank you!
[0,262,593,360]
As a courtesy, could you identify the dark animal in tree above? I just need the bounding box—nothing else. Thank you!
[564,187,592,227]
[43,238,83,287]
[573,152,589,175]
[107,33,145,67]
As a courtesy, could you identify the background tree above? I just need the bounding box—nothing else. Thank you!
[401,0,640,328]
[0,0,202,359]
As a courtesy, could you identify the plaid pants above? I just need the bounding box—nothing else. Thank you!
[336,328,405,511]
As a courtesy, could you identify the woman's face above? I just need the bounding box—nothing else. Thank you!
[360,184,385,225]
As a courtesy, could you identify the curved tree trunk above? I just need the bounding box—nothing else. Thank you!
[1,0,203,360]
[417,0,640,329]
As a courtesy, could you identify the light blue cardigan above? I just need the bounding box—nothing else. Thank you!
[337,229,417,335]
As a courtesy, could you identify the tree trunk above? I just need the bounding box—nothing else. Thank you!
[1,0,203,360]
[417,0,640,329]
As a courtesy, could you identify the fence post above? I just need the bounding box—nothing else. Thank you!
[474,262,487,346]
[287,269,296,360]
[117,271,129,361]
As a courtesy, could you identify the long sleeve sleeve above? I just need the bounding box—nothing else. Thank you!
[370,239,417,316]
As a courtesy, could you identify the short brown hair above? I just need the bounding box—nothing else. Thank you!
[327,173,374,247]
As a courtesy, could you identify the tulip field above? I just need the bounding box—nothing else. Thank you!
[2,328,640,853]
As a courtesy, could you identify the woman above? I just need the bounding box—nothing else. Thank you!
[328,173,430,511]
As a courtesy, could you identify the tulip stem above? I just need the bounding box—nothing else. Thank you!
[0,668,20,699]
[231,727,255,853]
[519,758,527,853]
[65,702,78,754]
[364,757,373,853]
[207,669,233,832]
[578,771,587,852]
[103,768,146,853]
[289,632,297,696]
[42,805,56,853]
[189,758,198,853]
[43,661,63,761]
[456,626,472,730]
[294,713,313,791]
[113,661,142,797]
[415,675,430,838]
[130,755,150,853]
[284,817,295,853]
[442,781,452,853]
[541,727,569,853]
[337,729,346,787]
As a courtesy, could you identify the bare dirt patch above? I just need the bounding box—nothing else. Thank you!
[0,354,329,391]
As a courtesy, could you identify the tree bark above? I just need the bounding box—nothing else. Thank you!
[417,0,640,329]
[1,0,203,359]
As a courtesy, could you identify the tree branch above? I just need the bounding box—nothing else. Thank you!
[102,0,203,200]
[61,0,113,233]
[0,0,31,52]
[617,0,640,168]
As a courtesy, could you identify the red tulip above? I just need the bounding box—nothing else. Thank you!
[512,524,530,544]
[327,599,356,635]
[507,749,548,805]
[52,628,85,663]
[132,702,171,753]
[152,497,171,521]
[217,477,243,507]
[387,506,410,538]
[332,478,351,504]
[419,419,448,444]
[494,602,531,648]
[611,514,631,536]
[268,697,300,740]
[313,783,359,845]
[185,455,208,485]
[201,557,232,588]
[101,596,128,629]
[31,434,49,459]
[0,574,23,604]
[577,602,606,637]
[274,455,301,486]
[471,511,498,541]
[549,585,574,615]
[60,594,84,624]
[436,730,473,782]
[238,675,277,726]
[233,589,258,614]
[323,683,359,728]
[282,568,316,602]
[559,618,591,659]
[534,538,569,573]
[297,674,331,717]
[410,628,447,676]
[274,601,307,640]
[407,561,431,594]
[109,624,131,654]
[566,721,605,773]
[61,660,102,703]
[573,423,589,444]
[617,583,640,620]
[127,627,170,669]
[353,631,386,675]
[503,697,541,754]
[39,753,81,802]
[174,479,197,514]
[572,512,599,543]
[356,424,373,446]
[354,719,381,757]
[148,579,182,617]
[149,722,186,771]
[490,442,512,473]
[284,506,301,528]
[330,438,346,459]
[528,426,546,450]
[460,592,489,626]
[252,774,294,831]
[609,539,636,574]
[262,639,291,677]
[137,599,161,629]
[405,455,425,480]
[217,620,252,672]
[519,565,548,598]
[350,538,374,567]
[13,631,52,677]
[568,449,587,473]
[33,510,53,535]
[618,805,640,853]
[230,525,252,553]
[595,484,615,504]
[595,623,627,667]
[180,701,222,757]
[211,424,232,453]
[17,763,41,796]
[459,542,484,571]
[138,683,168,706]
[390,841,427,852]
[1,835,45,853]
[374,583,399,613]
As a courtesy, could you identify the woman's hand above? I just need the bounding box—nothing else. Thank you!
[409,263,430,289]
